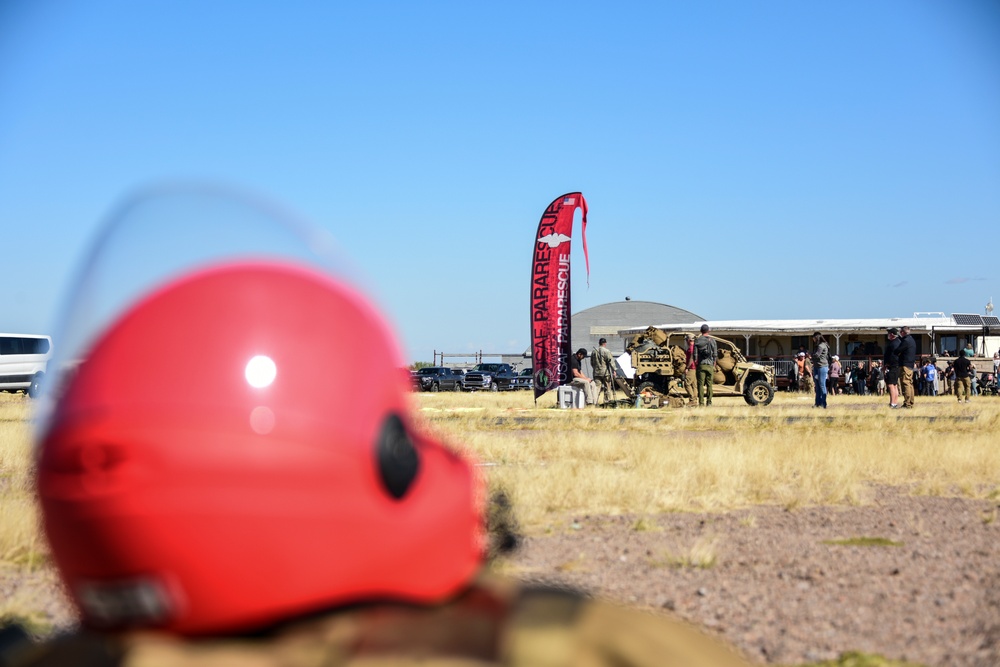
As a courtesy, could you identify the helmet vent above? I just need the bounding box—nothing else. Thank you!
[376,414,420,499]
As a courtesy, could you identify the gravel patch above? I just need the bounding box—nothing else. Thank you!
[4,487,998,666]
[504,486,1000,666]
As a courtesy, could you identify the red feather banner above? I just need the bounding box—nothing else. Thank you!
[530,192,588,401]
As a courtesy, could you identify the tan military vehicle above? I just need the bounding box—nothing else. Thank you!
[625,327,776,406]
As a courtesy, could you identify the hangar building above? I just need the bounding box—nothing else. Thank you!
[501,300,702,371]
[571,299,702,357]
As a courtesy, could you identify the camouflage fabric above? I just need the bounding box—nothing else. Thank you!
[716,349,735,372]
[644,326,668,347]
[7,577,749,667]
[590,346,614,379]
[683,369,697,405]
[668,345,686,376]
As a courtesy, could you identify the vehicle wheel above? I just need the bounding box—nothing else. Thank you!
[490,382,498,392]
[453,381,462,392]
[430,382,439,393]
[744,379,774,406]
[28,372,44,399]
[637,381,661,395]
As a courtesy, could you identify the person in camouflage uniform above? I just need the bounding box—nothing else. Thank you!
[590,337,616,406]
[683,333,698,406]
[694,324,718,407]
[5,190,750,667]
[3,576,750,666]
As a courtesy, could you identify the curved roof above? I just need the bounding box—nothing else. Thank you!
[572,300,703,355]
[574,300,702,323]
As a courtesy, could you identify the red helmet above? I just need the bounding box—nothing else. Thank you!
[36,192,485,635]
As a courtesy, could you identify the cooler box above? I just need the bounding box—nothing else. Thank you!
[557,385,586,409]
[639,394,662,409]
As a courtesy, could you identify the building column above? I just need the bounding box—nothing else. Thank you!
[743,334,751,356]
[833,333,842,356]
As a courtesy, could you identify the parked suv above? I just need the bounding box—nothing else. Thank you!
[412,366,463,392]
[462,363,519,392]
[0,333,52,397]
[513,367,533,390]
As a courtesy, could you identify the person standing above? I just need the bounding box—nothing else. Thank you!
[590,337,616,406]
[953,348,974,403]
[569,347,598,406]
[871,360,885,396]
[683,333,698,406]
[923,358,937,396]
[897,325,917,408]
[884,328,901,408]
[811,332,830,408]
[829,355,842,395]
[794,353,805,391]
[794,352,812,393]
[848,362,863,396]
[946,360,957,396]
[993,351,999,380]
[694,324,718,407]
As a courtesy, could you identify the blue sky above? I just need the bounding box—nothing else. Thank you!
[2,1,998,362]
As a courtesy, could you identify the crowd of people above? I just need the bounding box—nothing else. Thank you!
[787,328,998,407]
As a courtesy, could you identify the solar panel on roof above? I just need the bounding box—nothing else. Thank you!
[952,313,984,326]
[984,316,1000,327]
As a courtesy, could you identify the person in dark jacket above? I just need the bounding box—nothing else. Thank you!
[896,326,917,408]
[953,348,974,403]
[884,328,902,408]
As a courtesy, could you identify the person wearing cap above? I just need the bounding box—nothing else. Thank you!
[884,328,902,408]
[569,347,598,406]
[953,347,974,402]
[694,324,717,406]
[590,337,616,405]
[829,354,842,395]
[11,189,752,667]
[897,326,917,408]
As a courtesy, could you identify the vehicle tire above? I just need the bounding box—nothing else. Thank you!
[453,381,462,392]
[490,382,498,392]
[637,381,661,395]
[28,372,44,399]
[430,382,439,393]
[744,379,774,406]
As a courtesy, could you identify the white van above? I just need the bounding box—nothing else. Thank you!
[0,333,52,397]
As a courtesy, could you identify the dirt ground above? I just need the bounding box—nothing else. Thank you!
[503,486,1000,667]
[4,486,998,666]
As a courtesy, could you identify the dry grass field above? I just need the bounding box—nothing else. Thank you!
[2,388,998,666]
[416,389,1000,526]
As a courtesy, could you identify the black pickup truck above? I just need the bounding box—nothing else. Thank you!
[462,363,520,392]
[412,366,463,392]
